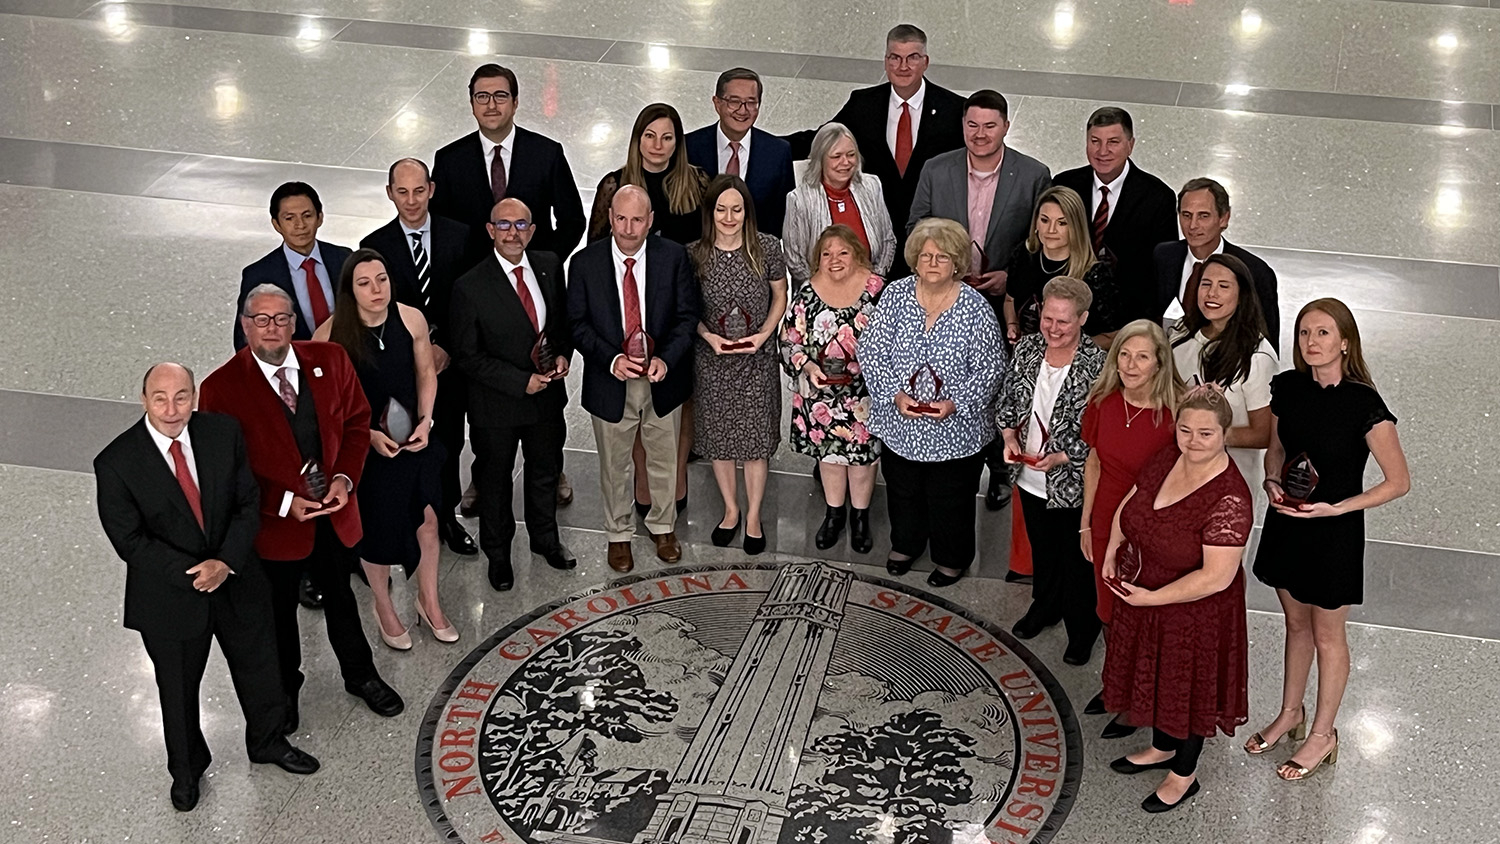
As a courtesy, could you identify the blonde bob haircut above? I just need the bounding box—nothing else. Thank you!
[1087,319,1183,427]
[1041,275,1092,316]
[904,217,972,278]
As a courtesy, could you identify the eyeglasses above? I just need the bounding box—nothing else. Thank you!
[885,53,928,67]
[247,313,295,327]
[916,253,952,265]
[472,91,513,105]
[489,219,533,231]
[717,96,760,113]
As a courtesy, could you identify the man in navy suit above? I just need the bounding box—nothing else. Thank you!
[233,182,351,351]
[684,68,795,237]
[567,186,699,574]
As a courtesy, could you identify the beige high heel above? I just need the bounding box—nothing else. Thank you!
[1245,705,1307,755]
[1278,729,1339,781]
[415,597,459,643]
[376,616,412,651]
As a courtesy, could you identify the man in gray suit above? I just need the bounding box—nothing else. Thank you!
[907,89,1051,303]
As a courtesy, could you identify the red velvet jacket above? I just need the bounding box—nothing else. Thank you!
[199,342,370,560]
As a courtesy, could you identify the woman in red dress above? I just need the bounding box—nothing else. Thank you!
[1078,320,1182,738]
[1100,387,1253,813]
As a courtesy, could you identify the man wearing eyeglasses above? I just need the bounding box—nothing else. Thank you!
[431,64,586,266]
[785,24,966,278]
[684,67,795,236]
[233,182,352,351]
[449,198,576,590]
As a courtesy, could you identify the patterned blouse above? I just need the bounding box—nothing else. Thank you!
[859,276,1007,462]
[996,333,1107,508]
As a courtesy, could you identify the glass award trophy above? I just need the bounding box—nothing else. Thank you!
[1280,452,1320,507]
[1115,540,1142,585]
[623,328,654,371]
[380,398,417,447]
[1018,411,1052,466]
[962,240,989,287]
[819,336,855,387]
[716,300,755,351]
[299,459,331,511]
[906,363,946,415]
[531,330,559,376]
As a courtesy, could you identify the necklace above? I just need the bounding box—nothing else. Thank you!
[1123,401,1148,428]
[369,321,387,351]
[1039,253,1067,274]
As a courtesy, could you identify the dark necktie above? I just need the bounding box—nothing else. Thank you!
[168,440,204,529]
[410,231,431,308]
[490,144,508,203]
[622,257,643,340]
[1185,260,1206,303]
[726,141,742,177]
[1091,186,1111,255]
[276,367,297,413]
[894,102,913,176]
[302,257,331,328]
[514,267,539,333]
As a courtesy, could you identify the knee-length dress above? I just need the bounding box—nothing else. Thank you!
[352,308,445,573]
[692,233,784,461]
[1253,370,1397,609]
[780,272,886,465]
[1101,447,1252,740]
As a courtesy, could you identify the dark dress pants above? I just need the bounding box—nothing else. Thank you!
[1018,489,1101,647]
[433,366,468,517]
[264,519,377,700]
[139,585,291,781]
[471,415,567,561]
[881,450,985,570]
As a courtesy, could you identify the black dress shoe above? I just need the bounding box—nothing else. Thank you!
[1102,716,1139,739]
[814,504,846,550]
[1003,570,1033,584]
[743,532,766,555]
[1011,613,1049,640]
[345,677,404,717]
[985,476,1011,511]
[539,547,577,570]
[1064,637,1096,666]
[886,552,919,576]
[297,575,323,610]
[1110,754,1177,775]
[488,556,514,591]
[170,778,200,812]
[1142,779,1200,813]
[1084,691,1108,715]
[711,518,740,547]
[441,518,478,556]
[634,499,650,518]
[926,568,964,588]
[848,507,873,554]
[269,747,321,775]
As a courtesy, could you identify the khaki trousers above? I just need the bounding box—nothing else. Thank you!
[592,377,680,542]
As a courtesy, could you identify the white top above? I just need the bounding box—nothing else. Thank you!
[1091,159,1130,228]
[280,242,334,328]
[495,250,547,328]
[144,416,198,486]
[1162,236,1225,326]
[479,125,516,189]
[886,80,927,157]
[1172,330,1278,491]
[716,123,751,175]
[399,215,431,260]
[1019,360,1071,498]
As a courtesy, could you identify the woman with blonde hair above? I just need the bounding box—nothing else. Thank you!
[1002,185,1126,346]
[782,122,896,286]
[587,102,707,245]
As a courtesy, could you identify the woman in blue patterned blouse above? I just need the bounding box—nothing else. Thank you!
[860,217,1007,587]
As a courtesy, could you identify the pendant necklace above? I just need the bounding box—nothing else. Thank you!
[370,322,387,351]
[1123,400,1148,428]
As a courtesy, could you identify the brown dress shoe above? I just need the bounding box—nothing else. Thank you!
[556,472,574,507]
[607,541,634,573]
[652,532,682,564]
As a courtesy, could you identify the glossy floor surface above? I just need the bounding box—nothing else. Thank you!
[1,1,1497,842]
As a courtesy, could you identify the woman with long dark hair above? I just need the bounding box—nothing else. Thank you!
[587,102,708,245]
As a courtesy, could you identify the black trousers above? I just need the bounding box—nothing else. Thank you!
[433,366,468,518]
[1018,489,1101,647]
[471,416,567,561]
[140,588,291,782]
[1153,728,1207,777]
[881,449,985,570]
[264,520,377,698]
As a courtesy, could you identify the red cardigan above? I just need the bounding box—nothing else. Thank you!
[200,342,371,561]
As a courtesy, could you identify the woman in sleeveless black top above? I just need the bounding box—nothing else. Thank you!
[316,249,458,650]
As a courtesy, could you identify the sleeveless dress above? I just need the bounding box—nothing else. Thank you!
[352,307,445,573]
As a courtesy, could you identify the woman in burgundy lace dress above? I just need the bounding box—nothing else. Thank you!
[1099,387,1253,814]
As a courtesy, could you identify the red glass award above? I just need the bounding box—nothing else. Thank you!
[380,398,418,448]
[1019,411,1052,466]
[1280,452,1320,507]
[1115,540,1142,584]
[716,300,755,350]
[531,330,560,376]
[818,336,855,386]
[962,240,989,287]
[906,363,946,415]
[300,459,331,511]
[623,328,654,369]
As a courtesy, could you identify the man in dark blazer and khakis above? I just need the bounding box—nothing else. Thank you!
[94,363,319,813]
[450,197,576,592]
[567,186,699,574]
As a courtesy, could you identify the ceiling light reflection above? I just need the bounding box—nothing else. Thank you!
[1433,186,1463,224]
[213,82,242,120]
[1240,8,1263,35]
[101,2,135,41]
[590,122,613,144]
[1052,3,1076,42]
[1224,83,1252,97]
[395,109,420,138]
[467,29,491,55]
[295,17,324,43]
[1435,32,1459,52]
[648,44,672,69]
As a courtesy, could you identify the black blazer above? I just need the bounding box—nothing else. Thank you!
[93,413,269,641]
[449,249,573,428]
[567,236,700,423]
[359,215,478,348]
[233,240,352,350]
[430,127,586,264]
[1053,162,1178,323]
[1153,238,1281,352]
[684,125,795,236]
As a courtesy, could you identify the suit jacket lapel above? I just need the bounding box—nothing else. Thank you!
[986,151,1021,244]
[864,86,899,172]
[595,247,626,346]
[949,158,972,231]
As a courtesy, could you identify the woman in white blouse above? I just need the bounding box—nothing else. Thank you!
[1170,254,1278,492]
[782,122,896,287]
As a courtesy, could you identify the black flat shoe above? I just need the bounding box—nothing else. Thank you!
[634,499,650,518]
[743,533,766,555]
[1084,691,1107,715]
[170,778,200,812]
[926,568,964,588]
[344,677,403,717]
[268,747,320,776]
[1102,717,1139,739]
[1142,779,1200,813]
[711,518,740,547]
[1064,637,1096,666]
[1011,612,1052,640]
[885,552,919,576]
[848,507,873,553]
[815,504,846,550]
[488,556,514,591]
[1110,754,1177,775]
[441,519,478,556]
[297,575,323,610]
[539,547,577,570]
[985,476,1011,511]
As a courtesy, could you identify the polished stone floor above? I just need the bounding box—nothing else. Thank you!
[2,0,1498,842]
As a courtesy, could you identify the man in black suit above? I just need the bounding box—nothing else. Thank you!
[234,182,352,351]
[1153,177,1281,350]
[786,24,966,278]
[431,63,586,264]
[94,363,319,813]
[360,158,480,556]
[683,67,796,236]
[450,197,577,591]
[567,186,699,574]
[1052,107,1178,325]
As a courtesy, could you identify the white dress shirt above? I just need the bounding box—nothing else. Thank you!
[886,80,927,157]
[400,214,431,262]
[1163,235,1226,325]
[145,416,198,487]
[249,346,351,515]
[1091,159,1130,228]
[609,239,649,370]
[496,250,547,329]
[281,242,334,327]
[715,123,752,175]
[480,125,516,191]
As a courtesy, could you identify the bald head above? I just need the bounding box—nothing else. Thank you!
[488,197,535,262]
[609,185,654,254]
[387,158,434,227]
[140,362,196,438]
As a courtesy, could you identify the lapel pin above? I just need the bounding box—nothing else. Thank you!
[313,367,323,377]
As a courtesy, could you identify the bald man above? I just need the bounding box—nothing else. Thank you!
[95,363,319,813]
[567,186,700,573]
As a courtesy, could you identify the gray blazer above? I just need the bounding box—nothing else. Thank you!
[782,175,897,286]
[906,146,1052,273]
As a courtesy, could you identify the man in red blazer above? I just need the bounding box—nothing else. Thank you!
[200,283,403,732]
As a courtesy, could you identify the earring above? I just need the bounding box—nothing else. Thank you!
[1342,348,1348,355]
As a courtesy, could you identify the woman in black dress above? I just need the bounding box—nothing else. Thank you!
[315,248,457,650]
[1246,298,1409,780]
[1002,185,1126,347]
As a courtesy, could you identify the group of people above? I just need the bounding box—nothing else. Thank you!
[94,22,1411,819]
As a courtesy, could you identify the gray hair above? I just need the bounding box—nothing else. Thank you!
[242,283,295,316]
[802,123,863,189]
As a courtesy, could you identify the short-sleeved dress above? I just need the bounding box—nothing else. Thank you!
[1253,371,1397,609]
[692,232,785,461]
[352,307,445,573]
[780,273,886,465]
[1171,329,1278,491]
[1081,391,1177,624]
[1101,447,1253,740]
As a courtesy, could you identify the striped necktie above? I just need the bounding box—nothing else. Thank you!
[410,231,431,307]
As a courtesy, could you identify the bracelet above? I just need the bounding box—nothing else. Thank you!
[1079,527,1091,533]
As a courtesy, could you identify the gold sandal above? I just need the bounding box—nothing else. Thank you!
[1244,705,1307,755]
[1278,728,1339,781]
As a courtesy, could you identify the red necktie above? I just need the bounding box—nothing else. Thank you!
[301,257,330,327]
[622,257,643,340]
[514,267,539,333]
[276,367,297,412]
[894,102,913,176]
[168,440,204,529]
[491,144,508,203]
[1091,186,1111,255]
[726,141,742,177]
[1185,260,1206,302]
